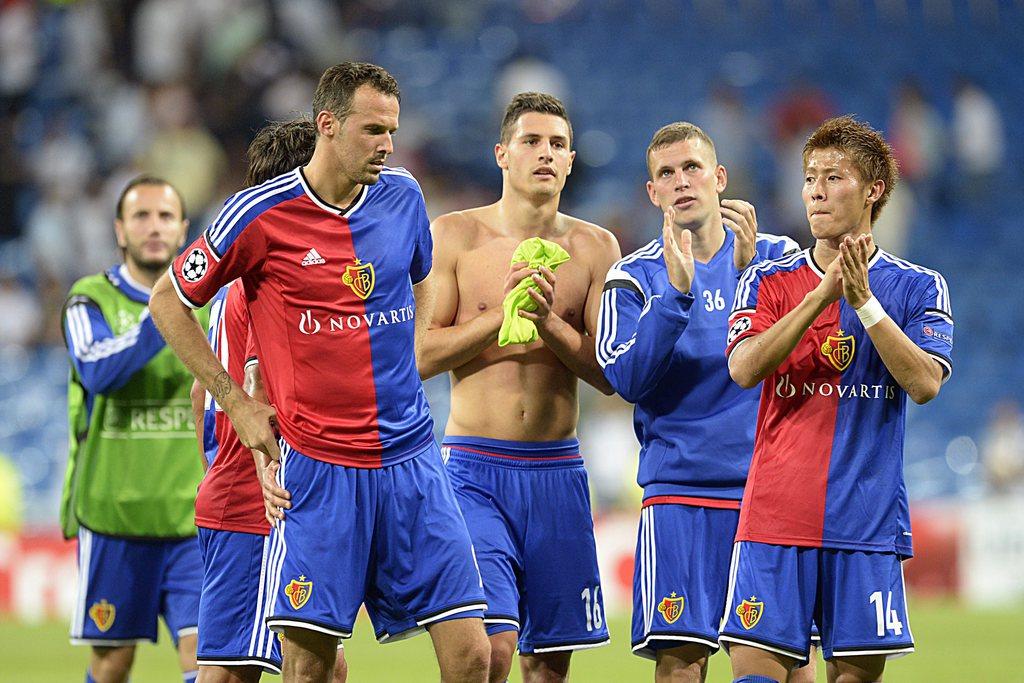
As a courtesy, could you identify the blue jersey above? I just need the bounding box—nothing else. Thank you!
[726,248,953,555]
[171,167,434,468]
[597,230,798,502]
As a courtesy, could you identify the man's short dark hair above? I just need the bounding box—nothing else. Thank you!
[803,115,900,223]
[116,175,186,220]
[245,117,317,187]
[499,92,573,146]
[312,62,401,122]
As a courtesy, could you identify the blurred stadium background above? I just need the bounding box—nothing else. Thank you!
[0,0,1022,680]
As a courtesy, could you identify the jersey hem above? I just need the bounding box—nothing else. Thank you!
[195,517,270,536]
[266,617,352,639]
[522,635,611,654]
[642,495,741,510]
[631,633,720,660]
[415,601,488,627]
[70,636,153,646]
[278,429,435,469]
[719,634,808,663]
[77,520,198,542]
[830,645,915,660]
[195,656,281,674]
[736,532,911,555]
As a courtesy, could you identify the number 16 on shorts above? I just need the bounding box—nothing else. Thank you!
[581,586,603,632]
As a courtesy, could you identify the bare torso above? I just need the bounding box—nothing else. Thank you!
[441,205,612,441]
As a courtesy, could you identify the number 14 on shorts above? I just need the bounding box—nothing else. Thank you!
[869,590,904,637]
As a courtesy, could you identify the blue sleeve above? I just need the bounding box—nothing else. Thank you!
[596,267,694,403]
[409,193,432,284]
[904,272,954,380]
[64,298,168,394]
[741,234,801,274]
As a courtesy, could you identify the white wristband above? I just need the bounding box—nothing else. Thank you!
[855,295,888,328]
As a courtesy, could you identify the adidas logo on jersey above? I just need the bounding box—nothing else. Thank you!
[301,248,326,266]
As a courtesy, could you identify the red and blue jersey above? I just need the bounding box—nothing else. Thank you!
[195,280,267,534]
[171,167,435,468]
[596,230,798,505]
[726,248,954,556]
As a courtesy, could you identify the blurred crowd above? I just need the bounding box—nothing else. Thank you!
[0,0,1021,515]
[0,0,1012,351]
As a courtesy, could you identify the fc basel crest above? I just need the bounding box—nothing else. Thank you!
[285,575,313,610]
[820,329,855,372]
[657,592,684,624]
[736,596,764,630]
[342,258,375,300]
[89,599,116,632]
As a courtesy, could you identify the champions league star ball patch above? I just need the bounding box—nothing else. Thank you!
[181,248,209,283]
[727,316,752,344]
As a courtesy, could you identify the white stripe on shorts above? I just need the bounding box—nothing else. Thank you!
[71,528,93,640]
[719,541,743,633]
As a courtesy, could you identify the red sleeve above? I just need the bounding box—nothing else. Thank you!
[725,273,780,358]
[169,224,265,309]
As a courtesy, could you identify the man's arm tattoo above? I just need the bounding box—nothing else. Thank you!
[211,370,232,402]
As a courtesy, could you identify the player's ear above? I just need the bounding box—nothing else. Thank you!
[866,179,885,205]
[566,149,576,176]
[646,180,660,208]
[716,164,728,194]
[315,110,336,137]
[113,220,128,249]
[494,143,508,170]
[177,219,190,248]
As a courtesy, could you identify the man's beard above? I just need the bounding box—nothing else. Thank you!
[125,245,174,276]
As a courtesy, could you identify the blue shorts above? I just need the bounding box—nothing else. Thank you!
[719,541,914,662]
[264,440,486,641]
[70,527,202,647]
[197,527,281,673]
[443,436,610,654]
[631,502,741,659]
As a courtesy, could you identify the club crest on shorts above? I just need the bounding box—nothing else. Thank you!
[285,575,313,609]
[89,599,116,632]
[342,258,375,300]
[736,596,764,630]
[820,329,855,372]
[657,592,684,624]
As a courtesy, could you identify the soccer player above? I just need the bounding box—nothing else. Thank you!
[149,62,490,683]
[418,92,621,683]
[596,123,807,683]
[189,117,346,682]
[62,175,203,683]
[721,116,953,683]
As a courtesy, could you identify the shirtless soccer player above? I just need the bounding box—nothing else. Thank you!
[418,92,622,683]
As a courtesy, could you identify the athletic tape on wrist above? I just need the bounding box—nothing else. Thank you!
[855,295,888,328]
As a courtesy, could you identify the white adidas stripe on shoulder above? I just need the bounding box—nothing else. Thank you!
[877,251,951,314]
[614,239,663,268]
[381,166,422,192]
[735,249,805,310]
[209,175,302,249]
[209,171,298,241]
